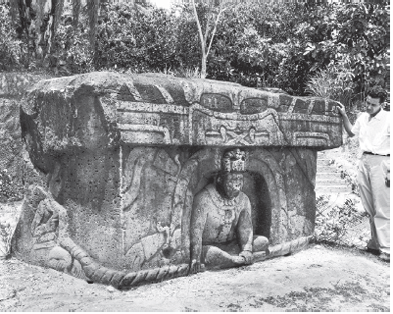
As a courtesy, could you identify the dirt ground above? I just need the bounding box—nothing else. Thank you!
[0,243,390,312]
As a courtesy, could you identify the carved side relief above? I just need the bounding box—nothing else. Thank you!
[293,132,330,147]
[124,221,181,270]
[240,97,269,114]
[206,125,269,146]
[192,107,284,146]
[200,93,233,113]
[118,124,171,144]
[121,148,183,270]
[113,84,340,148]
[31,199,59,250]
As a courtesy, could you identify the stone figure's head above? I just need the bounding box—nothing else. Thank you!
[217,148,248,199]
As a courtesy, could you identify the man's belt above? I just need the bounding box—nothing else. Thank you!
[363,151,390,157]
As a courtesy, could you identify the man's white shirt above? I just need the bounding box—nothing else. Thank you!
[351,109,390,156]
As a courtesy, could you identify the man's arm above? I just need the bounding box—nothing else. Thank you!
[337,103,355,137]
[237,198,254,264]
[189,193,207,274]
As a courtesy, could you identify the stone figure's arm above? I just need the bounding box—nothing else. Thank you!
[237,198,254,264]
[189,193,207,274]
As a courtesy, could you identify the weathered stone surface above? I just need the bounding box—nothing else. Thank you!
[0,73,49,98]
[0,99,23,180]
[20,71,342,150]
[0,72,49,202]
[0,99,44,200]
[12,72,342,288]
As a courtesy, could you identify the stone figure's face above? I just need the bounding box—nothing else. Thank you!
[365,96,382,116]
[222,173,244,199]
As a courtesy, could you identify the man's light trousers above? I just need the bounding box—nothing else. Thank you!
[357,154,390,254]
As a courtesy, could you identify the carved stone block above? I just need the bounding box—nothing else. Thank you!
[12,72,342,288]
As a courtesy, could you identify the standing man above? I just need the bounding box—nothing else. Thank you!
[337,86,390,262]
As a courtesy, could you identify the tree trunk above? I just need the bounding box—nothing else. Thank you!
[35,0,54,60]
[13,0,35,64]
[11,0,65,64]
[86,0,100,47]
[40,0,65,58]
[201,53,207,79]
[72,0,81,29]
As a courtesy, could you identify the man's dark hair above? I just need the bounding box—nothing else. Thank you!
[367,86,387,104]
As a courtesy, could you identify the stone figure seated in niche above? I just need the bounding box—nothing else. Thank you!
[189,148,269,274]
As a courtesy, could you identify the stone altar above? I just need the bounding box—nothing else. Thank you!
[12,72,342,289]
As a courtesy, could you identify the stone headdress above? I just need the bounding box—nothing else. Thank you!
[221,148,248,173]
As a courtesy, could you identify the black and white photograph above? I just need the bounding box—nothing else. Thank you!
[0,0,390,311]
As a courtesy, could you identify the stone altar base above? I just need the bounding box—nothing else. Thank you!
[12,72,342,289]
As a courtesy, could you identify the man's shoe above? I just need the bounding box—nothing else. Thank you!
[379,252,390,262]
[361,247,380,256]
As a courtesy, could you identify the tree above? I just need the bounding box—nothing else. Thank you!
[0,4,24,70]
[86,0,100,47]
[301,2,390,98]
[8,0,100,63]
[8,0,64,61]
[190,0,228,78]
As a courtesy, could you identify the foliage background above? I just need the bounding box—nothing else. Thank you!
[0,1,390,103]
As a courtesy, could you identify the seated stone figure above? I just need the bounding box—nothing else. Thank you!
[189,148,269,274]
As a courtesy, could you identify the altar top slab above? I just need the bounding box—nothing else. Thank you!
[22,71,343,150]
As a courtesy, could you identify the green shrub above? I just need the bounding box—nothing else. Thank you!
[315,197,366,245]
[94,3,180,73]
[0,169,20,203]
[0,220,13,257]
[305,59,356,110]
[3,1,389,97]
[51,22,94,75]
[335,3,390,95]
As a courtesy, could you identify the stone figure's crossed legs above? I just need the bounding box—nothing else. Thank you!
[202,235,269,269]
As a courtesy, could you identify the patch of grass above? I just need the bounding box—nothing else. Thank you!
[330,281,368,298]
[225,302,243,311]
[184,307,198,312]
[152,66,202,79]
[253,281,372,311]
[367,303,390,312]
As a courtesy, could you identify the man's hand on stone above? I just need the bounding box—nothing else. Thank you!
[239,250,253,265]
[336,103,347,116]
